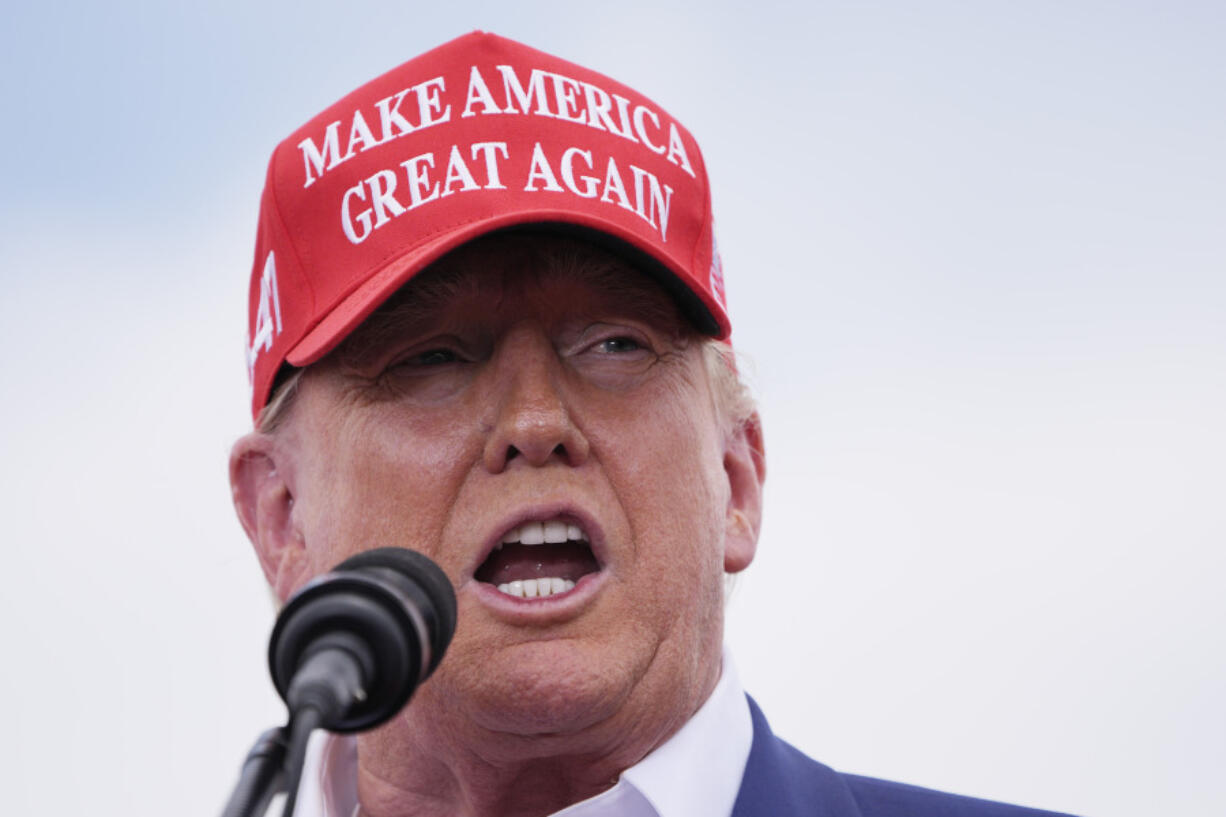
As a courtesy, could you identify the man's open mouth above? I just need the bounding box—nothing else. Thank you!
[474,517,601,599]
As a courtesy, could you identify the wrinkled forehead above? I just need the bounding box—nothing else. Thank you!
[331,232,692,358]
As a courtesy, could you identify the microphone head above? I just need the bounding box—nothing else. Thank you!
[268,548,457,733]
[333,547,457,674]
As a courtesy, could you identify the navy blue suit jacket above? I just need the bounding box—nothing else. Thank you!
[731,698,1077,817]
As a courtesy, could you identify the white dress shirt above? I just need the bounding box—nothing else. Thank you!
[293,648,754,817]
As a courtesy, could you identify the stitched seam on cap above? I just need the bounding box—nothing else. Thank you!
[267,147,318,313]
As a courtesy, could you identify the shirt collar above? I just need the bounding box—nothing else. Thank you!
[295,647,752,817]
[619,647,752,817]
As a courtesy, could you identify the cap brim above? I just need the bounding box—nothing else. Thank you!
[285,209,726,369]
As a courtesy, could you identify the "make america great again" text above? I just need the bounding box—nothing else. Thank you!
[294,64,696,243]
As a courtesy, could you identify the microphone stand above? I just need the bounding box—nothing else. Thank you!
[221,705,326,817]
[220,726,289,817]
[221,547,457,817]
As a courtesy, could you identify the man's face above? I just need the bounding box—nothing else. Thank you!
[241,236,760,749]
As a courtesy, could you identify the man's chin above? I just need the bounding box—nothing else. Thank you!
[441,639,641,740]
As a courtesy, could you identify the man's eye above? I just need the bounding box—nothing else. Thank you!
[393,348,459,369]
[418,348,458,365]
[596,337,643,354]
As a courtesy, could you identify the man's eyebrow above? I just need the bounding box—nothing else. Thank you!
[335,266,479,365]
[539,243,687,332]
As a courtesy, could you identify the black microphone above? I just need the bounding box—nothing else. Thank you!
[267,547,457,733]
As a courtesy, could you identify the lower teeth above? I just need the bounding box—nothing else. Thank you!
[496,577,575,598]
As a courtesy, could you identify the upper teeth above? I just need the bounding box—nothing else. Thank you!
[500,518,588,546]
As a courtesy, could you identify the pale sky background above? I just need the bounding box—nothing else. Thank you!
[1,2,1222,816]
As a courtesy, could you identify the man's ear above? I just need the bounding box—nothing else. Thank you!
[230,432,309,602]
[723,412,766,573]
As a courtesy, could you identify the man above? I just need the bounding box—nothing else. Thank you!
[230,31,1075,817]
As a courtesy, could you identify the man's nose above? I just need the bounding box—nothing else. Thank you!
[481,331,591,473]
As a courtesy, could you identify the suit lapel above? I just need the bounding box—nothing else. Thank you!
[731,697,863,817]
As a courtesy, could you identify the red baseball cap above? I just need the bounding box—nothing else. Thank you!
[244,31,730,420]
